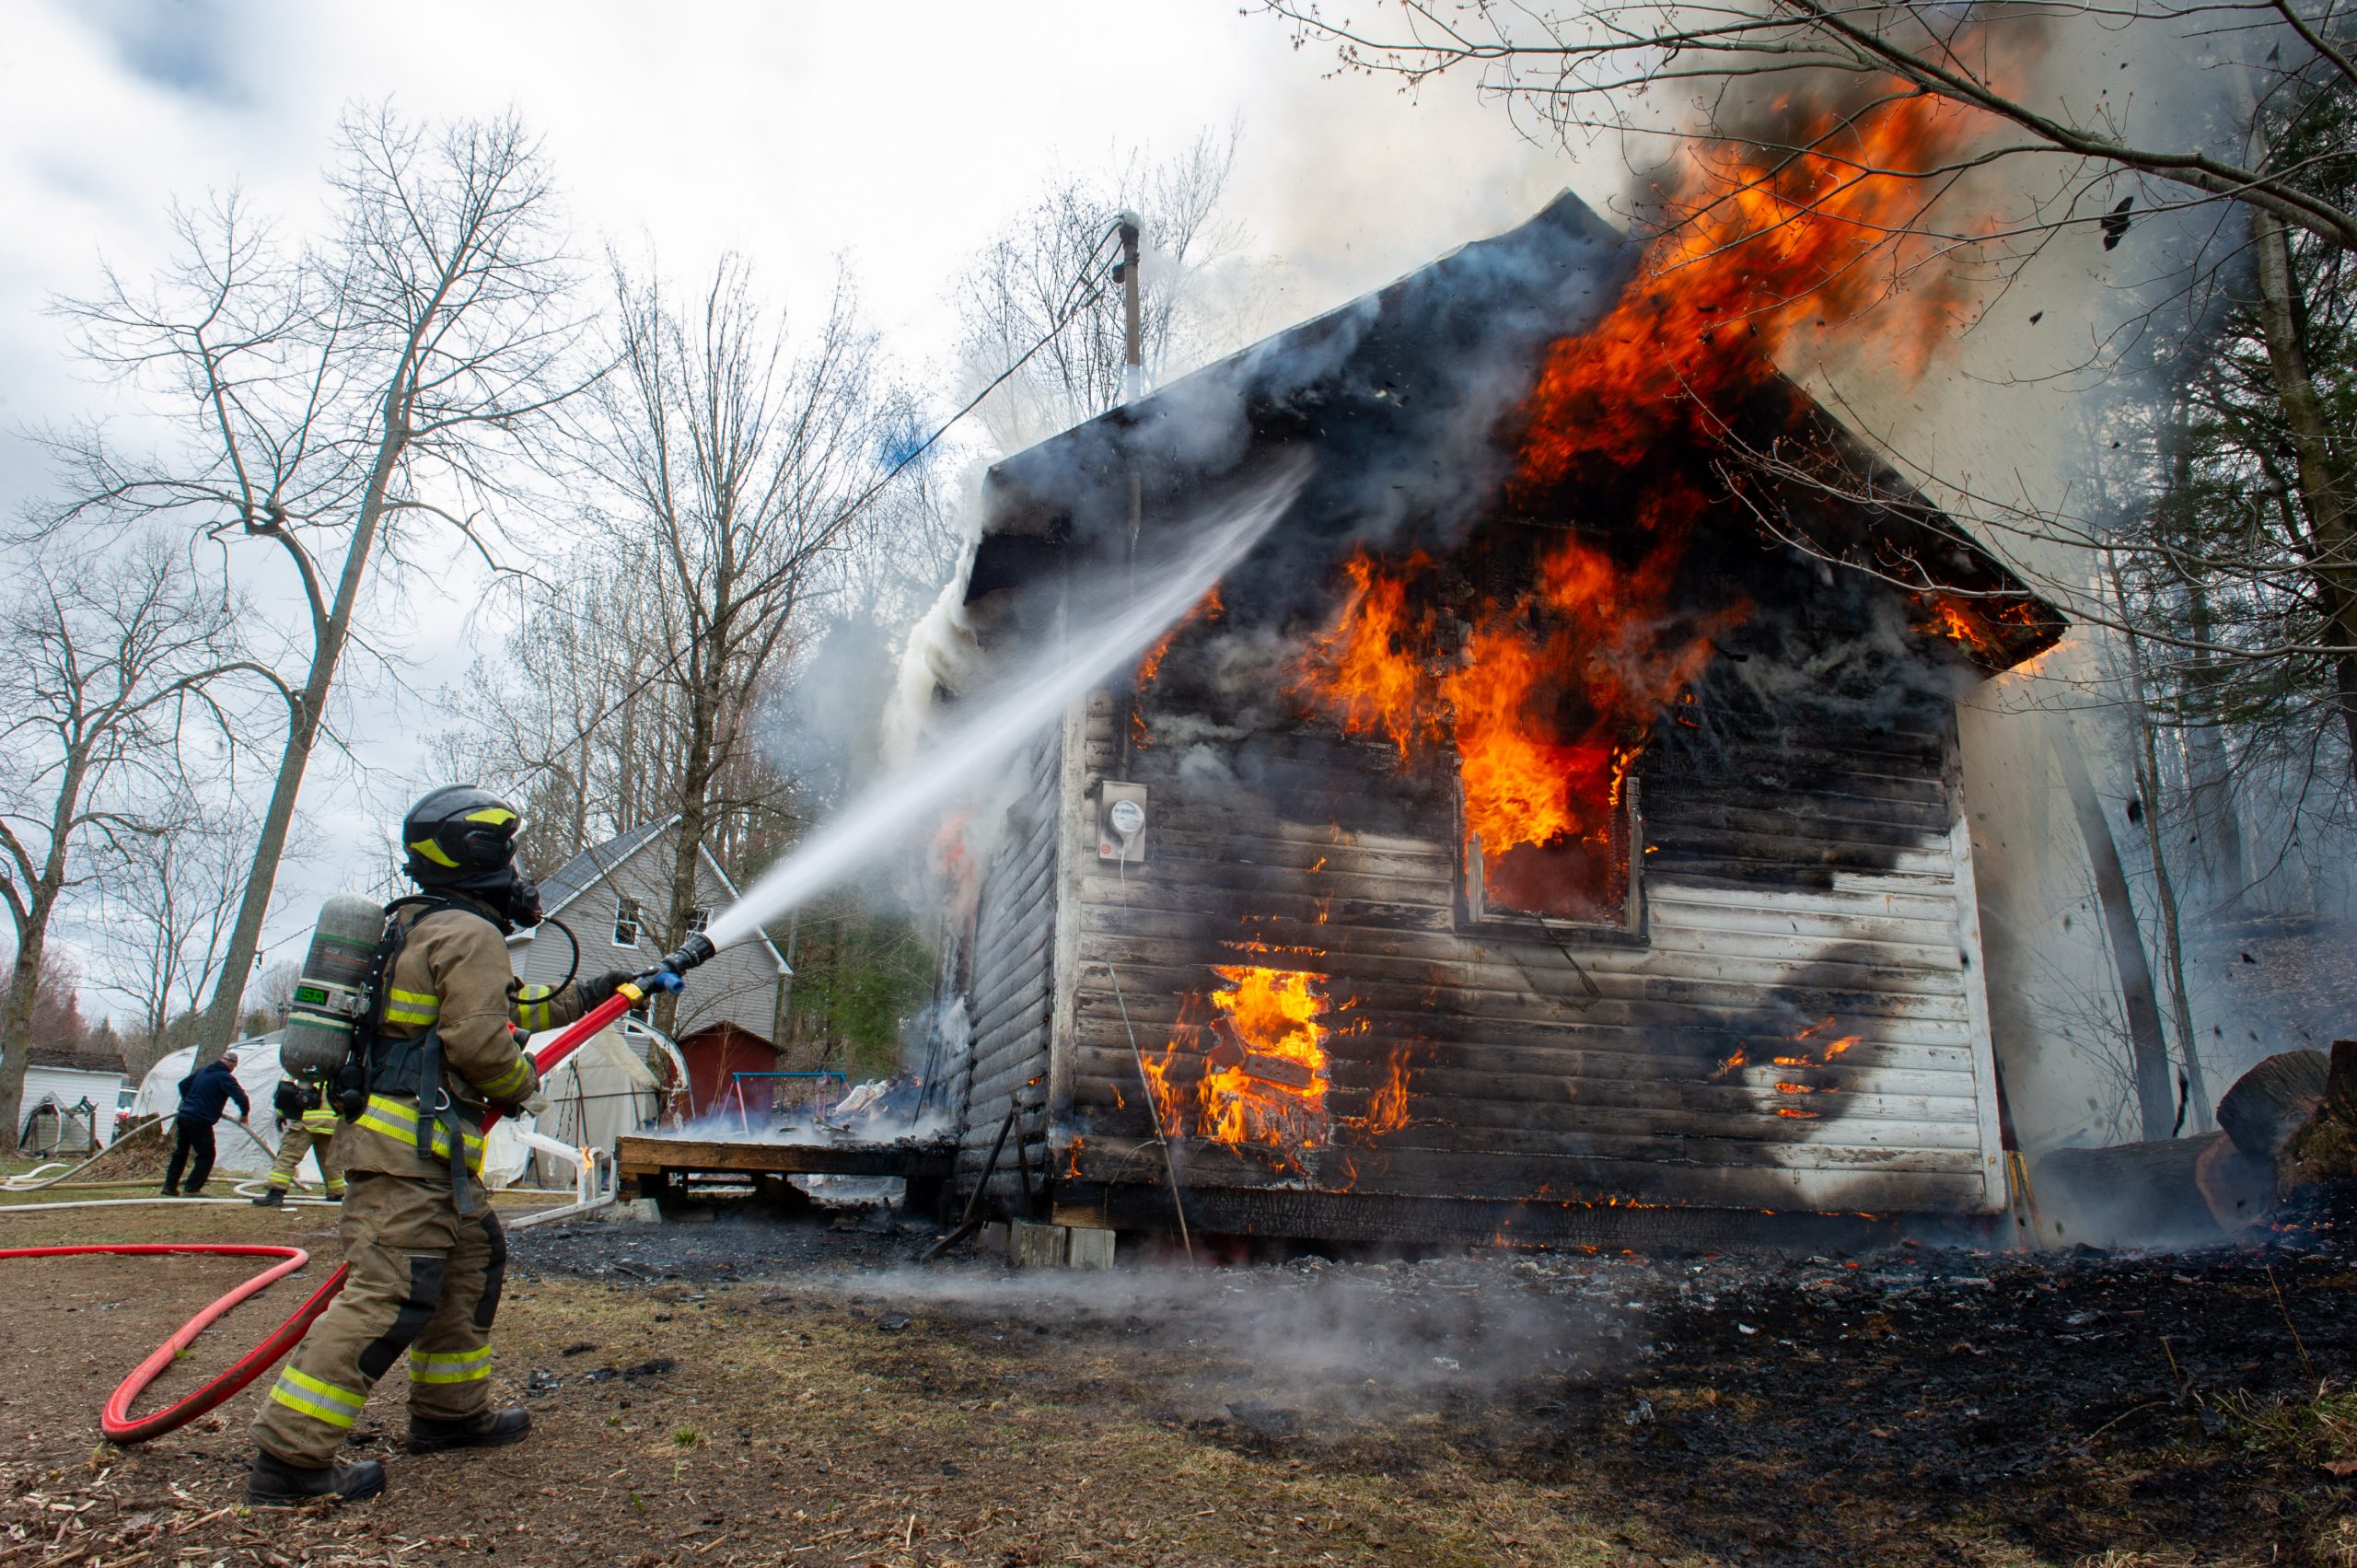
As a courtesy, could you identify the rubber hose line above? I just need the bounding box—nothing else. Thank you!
[0,991,634,1444]
[0,1245,351,1444]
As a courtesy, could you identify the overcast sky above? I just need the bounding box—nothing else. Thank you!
[2,0,1608,1006]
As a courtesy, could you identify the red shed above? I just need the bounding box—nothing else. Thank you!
[674,1022,783,1120]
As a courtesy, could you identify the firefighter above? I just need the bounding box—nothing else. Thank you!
[247,785,655,1506]
[253,1070,343,1206]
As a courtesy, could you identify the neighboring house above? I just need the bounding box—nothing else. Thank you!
[21,1043,130,1152]
[510,818,791,1045]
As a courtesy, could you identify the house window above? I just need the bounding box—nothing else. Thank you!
[686,906,711,936]
[612,896,642,947]
[1461,777,1643,934]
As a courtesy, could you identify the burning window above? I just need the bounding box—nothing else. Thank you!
[1294,536,1721,935]
[1463,770,1640,928]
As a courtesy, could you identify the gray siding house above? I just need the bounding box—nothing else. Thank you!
[509,819,791,1043]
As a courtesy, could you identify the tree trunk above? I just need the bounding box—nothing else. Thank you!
[193,408,409,1063]
[2108,555,2212,1132]
[655,656,725,1040]
[2251,207,2357,784]
[2054,727,2178,1140]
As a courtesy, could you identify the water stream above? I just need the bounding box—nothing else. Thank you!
[702,460,1307,952]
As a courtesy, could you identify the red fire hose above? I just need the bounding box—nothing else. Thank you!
[0,991,636,1445]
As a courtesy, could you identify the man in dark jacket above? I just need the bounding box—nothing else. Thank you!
[164,1051,251,1197]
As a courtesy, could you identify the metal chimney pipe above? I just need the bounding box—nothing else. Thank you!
[1116,210,1144,404]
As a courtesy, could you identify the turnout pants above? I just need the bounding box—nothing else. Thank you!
[252,1171,508,1467]
[164,1117,215,1193]
[265,1118,345,1196]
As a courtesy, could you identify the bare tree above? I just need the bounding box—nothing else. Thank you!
[531,256,900,1031]
[1263,2,2357,249]
[0,537,253,1153]
[87,792,256,1076]
[41,106,589,1063]
[953,130,1242,449]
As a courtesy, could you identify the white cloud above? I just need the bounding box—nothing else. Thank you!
[5,0,1602,1002]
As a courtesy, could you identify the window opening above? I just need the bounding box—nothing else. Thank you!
[612,895,642,947]
[1462,773,1642,933]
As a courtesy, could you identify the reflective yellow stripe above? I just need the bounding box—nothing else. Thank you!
[300,1109,338,1134]
[481,1058,534,1101]
[355,1095,485,1171]
[409,1347,493,1384]
[462,807,517,826]
[265,1171,293,1189]
[383,988,440,1028]
[269,1366,364,1428]
[514,1000,552,1032]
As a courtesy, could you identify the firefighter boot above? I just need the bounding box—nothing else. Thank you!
[251,1189,284,1208]
[246,1449,387,1506]
[407,1407,530,1455]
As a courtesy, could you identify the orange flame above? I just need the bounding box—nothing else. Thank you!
[1137,586,1225,689]
[1516,87,1982,494]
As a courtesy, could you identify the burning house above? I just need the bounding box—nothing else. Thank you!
[931,188,2065,1246]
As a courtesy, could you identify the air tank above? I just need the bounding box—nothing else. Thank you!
[278,894,387,1078]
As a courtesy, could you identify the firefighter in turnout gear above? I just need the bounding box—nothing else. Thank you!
[253,1073,343,1205]
[247,786,644,1506]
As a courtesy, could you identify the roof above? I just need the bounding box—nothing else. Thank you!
[538,817,678,917]
[525,817,790,976]
[25,1044,126,1074]
[967,190,2063,672]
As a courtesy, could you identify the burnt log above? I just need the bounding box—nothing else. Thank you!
[2218,1049,2328,1162]
[2033,1132,2226,1248]
[2195,1137,2277,1232]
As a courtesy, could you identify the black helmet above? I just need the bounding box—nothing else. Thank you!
[401,785,543,931]
[402,785,522,884]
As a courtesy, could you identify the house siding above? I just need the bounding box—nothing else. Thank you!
[1060,680,2007,1218]
[510,826,784,1044]
[950,725,1064,1203]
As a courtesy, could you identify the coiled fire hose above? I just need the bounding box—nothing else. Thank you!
[0,975,674,1445]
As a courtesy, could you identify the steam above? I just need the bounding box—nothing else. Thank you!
[702,459,1309,950]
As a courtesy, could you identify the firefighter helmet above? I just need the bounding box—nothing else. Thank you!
[401,785,524,889]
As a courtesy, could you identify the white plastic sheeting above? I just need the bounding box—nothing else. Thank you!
[131,1035,290,1177]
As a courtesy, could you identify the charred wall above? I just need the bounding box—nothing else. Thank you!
[951,726,1063,1202]
[1058,655,2005,1218]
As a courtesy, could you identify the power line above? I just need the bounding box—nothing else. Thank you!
[529,227,1127,775]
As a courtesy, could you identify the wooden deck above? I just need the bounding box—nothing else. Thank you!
[615,1133,957,1204]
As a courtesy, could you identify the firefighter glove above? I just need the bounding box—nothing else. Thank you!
[579,969,635,1001]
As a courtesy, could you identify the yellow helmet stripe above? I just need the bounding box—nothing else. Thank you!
[462,807,517,826]
[408,838,459,868]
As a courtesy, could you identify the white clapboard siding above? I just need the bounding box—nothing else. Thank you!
[1055,686,2005,1217]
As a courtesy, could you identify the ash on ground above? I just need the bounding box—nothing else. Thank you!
[510,1197,2357,1564]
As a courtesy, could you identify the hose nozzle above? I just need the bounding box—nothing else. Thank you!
[655,932,715,978]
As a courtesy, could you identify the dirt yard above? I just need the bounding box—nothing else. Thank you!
[0,1192,2351,1568]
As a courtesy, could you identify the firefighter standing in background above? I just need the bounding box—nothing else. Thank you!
[253,1070,343,1206]
[247,786,650,1506]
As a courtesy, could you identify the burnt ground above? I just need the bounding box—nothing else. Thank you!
[0,1195,2351,1568]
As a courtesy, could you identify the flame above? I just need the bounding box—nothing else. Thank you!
[1360,1049,1412,1136]
[1295,530,1741,920]
[1515,87,1982,494]
[1145,967,1333,1165]
[1293,553,1438,759]
[1136,585,1225,689]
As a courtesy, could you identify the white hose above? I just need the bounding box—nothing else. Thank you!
[0,1196,340,1214]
